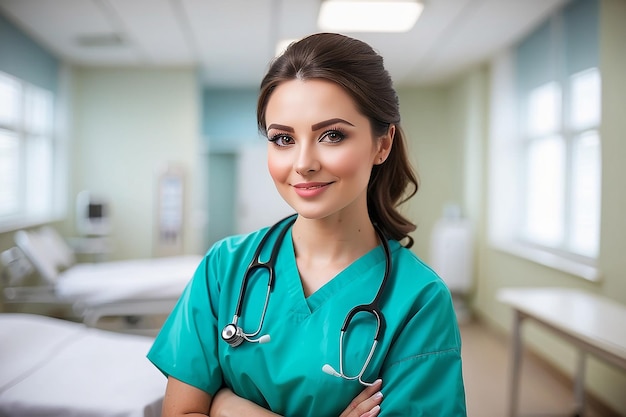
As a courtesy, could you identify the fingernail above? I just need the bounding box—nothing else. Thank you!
[373,391,383,400]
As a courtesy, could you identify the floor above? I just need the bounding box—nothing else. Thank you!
[460,320,613,417]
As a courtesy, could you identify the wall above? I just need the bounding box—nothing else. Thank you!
[207,152,236,247]
[202,88,261,151]
[66,67,204,260]
[202,88,258,247]
[0,13,58,92]
[397,87,462,261]
[472,0,626,413]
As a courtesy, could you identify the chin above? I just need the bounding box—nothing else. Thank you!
[288,206,328,221]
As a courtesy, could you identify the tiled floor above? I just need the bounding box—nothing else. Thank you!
[460,320,613,417]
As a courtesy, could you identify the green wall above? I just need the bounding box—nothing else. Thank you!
[67,67,204,260]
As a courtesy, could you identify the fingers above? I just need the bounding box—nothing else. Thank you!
[357,390,383,417]
[339,379,383,417]
[359,404,381,417]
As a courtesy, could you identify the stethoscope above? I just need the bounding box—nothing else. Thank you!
[221,214,392,386]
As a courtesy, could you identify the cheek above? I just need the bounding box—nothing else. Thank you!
[267,151,288,184]
[329,148,375,179]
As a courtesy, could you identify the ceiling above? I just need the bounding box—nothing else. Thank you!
[0,0,568,88]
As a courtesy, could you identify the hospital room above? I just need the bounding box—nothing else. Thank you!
[0,0,624,416]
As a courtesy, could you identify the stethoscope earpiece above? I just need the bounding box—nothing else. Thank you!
[322,364,341,377]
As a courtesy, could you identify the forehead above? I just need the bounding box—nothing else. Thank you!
[265,79,363,124]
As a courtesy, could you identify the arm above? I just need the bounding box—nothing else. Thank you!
[209,380,384,417]
[377,281,466,416]
[162,377,213,417]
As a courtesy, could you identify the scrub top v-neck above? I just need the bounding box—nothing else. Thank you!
[147,223,466,417]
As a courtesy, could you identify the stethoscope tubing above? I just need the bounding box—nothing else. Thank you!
[225,214,298,344]
[233,214,297,319]
[222,214,392,387]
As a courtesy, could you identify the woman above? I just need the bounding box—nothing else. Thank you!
[148,33,466,417]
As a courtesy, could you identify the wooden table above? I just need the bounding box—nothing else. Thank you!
[496,287,626,417]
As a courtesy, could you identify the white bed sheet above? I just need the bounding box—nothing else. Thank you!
[56,255,201,306]
[0,313,165,417]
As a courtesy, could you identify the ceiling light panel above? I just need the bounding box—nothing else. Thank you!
[318,0,424,33]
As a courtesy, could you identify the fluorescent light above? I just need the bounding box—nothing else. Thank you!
[318,0,423,33]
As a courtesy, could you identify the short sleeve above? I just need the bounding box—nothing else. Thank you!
[147,249,224,395]
[378,281,467,416]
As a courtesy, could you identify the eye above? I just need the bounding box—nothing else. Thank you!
[320,129,346,143]
[268,134,295,147]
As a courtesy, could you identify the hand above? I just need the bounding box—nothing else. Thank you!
[339,379,383,417]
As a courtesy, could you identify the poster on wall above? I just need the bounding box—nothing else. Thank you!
[155,164,184,257]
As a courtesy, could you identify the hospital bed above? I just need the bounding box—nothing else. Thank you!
[4,226,201,328]
[0,313,164,417]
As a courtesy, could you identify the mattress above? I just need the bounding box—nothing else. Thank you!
[0,313,165,417]
[55,255,201,306]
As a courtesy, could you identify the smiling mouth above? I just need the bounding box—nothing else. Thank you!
[294,182,333,190]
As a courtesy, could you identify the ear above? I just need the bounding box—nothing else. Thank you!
[375,125,395,165]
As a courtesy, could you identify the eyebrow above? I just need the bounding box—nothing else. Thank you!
[266,118,355,133]
[266,124,294,133]
[311,118,354,131]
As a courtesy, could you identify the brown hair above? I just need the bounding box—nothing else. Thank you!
[257,33,418,247]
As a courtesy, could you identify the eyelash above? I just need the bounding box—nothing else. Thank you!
[268,134,293,147]
[268,127,347,147]
[320,128,347,143]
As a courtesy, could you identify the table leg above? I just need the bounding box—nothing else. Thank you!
[508,310,523,417]
[573,349,587,416]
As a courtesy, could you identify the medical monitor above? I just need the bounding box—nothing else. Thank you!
[76,191,110,236]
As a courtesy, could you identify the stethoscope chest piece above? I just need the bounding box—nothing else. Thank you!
[222,323,244,347]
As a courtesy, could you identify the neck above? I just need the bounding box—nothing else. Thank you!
[293,215,378,257]
[291,214,380,296]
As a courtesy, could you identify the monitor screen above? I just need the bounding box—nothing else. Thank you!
[88,203,104,219]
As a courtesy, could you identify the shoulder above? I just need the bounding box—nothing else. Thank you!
[391,243,445,288]
[381,243,462,364]
[201,224,288,284]
[206,216,296,265]
[385,242,455,315]
[208,227,270,259]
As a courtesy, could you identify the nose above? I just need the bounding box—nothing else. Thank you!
[294,143,320,175]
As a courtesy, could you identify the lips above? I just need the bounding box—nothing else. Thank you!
[294,182,331,189]
[292,182,333,197]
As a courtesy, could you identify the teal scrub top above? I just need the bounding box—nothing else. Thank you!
[148,223,466,416]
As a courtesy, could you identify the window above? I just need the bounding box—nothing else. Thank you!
[488,0,601,281]
[521,69,601,259]
[0,71,60,231]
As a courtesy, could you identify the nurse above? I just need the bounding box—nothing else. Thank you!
[148,33,467,417]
